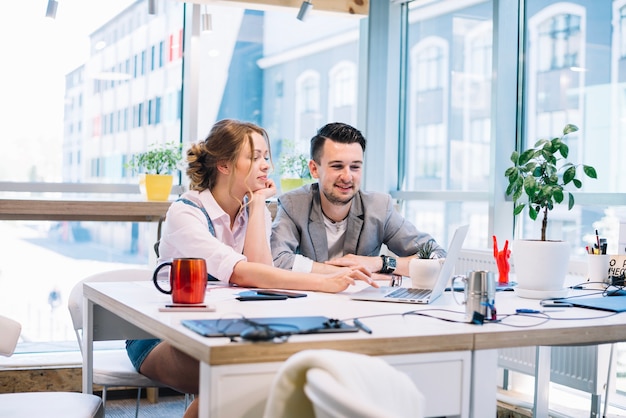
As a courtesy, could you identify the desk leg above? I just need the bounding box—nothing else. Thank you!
[82,297,94,394]
[533,346,550,417]
[471,349,497,418]
[199,362,211,417]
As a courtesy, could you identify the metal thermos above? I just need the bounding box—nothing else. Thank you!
[452,270,496,323]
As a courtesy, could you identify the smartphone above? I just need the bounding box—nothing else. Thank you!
[540,300,573,307]
[236,291,288,301]
[256,290,308,298]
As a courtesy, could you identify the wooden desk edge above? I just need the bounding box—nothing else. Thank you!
[474,325,626,350]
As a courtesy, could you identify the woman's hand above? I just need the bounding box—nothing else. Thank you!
[317,266,378,293]
[252,178,277,201]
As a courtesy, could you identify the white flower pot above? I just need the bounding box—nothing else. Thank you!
[511,239,570,299]
[409,258,445,289]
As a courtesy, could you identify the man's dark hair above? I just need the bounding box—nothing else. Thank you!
[310,122,367,163]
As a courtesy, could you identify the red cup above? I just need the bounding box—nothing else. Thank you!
[153,258,207,304]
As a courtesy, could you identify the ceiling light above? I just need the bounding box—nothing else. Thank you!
[297,0,313,21]
[148,0,157,15]
[45,0,58,19]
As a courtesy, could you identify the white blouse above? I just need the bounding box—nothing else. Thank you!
[157,190,272,283]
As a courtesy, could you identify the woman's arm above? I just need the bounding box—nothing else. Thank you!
[242,194,274,265]
[230,260,376,293]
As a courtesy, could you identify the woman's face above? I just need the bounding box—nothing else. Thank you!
[233,132,271,195]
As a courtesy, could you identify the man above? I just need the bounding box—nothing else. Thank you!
[271,122,445,279]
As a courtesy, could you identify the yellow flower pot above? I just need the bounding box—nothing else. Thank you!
[142,174,173,201]
[280,178,316,193]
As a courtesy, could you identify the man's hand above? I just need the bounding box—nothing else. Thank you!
[325,254,383,273]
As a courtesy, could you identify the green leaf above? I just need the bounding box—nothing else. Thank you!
[562,166,576,184]
[513,204,525,216]
[583,165,597,179]
[563,124,578,135]
[559,142,569,158]
[568,193,575,210]
[573,178,582,188]
[553,188,563,203]
[518,149,534,165]
[509,151,519,164]
[529,206,538,220]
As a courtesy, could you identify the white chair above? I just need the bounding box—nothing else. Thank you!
[68,268,168,417]
[263,349,425,418]
[0,314,104,417]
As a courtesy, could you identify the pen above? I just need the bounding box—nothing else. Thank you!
[516,309,541,314]
[354,318,372,334]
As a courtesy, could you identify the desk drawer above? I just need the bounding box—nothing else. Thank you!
[209,351,471,418]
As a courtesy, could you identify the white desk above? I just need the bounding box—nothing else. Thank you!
[82,281,626,417]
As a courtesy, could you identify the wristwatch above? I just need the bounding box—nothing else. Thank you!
[379,255,397,274]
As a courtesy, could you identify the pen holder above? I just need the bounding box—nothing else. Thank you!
[586,254,610,289]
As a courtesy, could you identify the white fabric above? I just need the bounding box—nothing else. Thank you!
[263,349,425,418]
[0,315,21,357]
[0,392,103,418]
[291,217,347,272]
[292,254,314,273]
[158,190,272,282]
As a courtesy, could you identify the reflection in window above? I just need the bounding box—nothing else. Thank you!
[295,71,321,141]
[328,61,356,124]
[537,13,581,71]
[408,37,448,189]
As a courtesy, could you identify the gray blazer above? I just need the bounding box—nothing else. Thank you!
[271,183,446,270]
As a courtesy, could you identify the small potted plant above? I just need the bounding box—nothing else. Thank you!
[408,240,445,289]
[126,142,183,201]
[504,123,597,297]
[278,139,314,193]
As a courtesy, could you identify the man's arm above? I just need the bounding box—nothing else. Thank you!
[270,200,301,270]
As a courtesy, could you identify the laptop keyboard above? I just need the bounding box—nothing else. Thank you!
[385,287,431,299]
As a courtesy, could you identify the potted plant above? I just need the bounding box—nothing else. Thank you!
[126,142,183,201]
[408,240,445,289]
[278,140,314,193]
[504,123,597,297]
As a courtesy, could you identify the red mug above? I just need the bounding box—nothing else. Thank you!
[153,258,207,304]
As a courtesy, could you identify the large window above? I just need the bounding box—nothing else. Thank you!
[0,1,362,348]
[398,0,626,409]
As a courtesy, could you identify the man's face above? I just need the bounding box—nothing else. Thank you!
[309,139,363,206]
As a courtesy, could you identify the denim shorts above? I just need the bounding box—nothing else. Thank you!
[125,339,161,372]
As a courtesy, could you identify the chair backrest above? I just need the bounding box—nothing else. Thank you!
[264,349,424,418]
[68,268,153,345]
[0,315,21,357]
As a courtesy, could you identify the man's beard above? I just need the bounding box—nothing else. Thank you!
[322,187,355,206]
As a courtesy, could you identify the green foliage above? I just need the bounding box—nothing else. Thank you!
[415,239,437,259]
[504,124,597,241]
[126,142,183,175]
[278,140,312,179]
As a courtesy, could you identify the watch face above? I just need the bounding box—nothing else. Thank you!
[388,257,397,269]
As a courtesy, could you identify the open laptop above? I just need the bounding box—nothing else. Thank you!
[350,224,469,304]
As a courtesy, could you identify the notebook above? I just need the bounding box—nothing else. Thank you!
[350,224,469,304]
[557,295,626,312]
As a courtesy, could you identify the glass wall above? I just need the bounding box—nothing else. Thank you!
[0,0,363,346]
[400,0,494,250]
[398,0,626,407]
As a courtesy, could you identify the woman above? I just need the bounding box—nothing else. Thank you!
[126,119,373,418]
